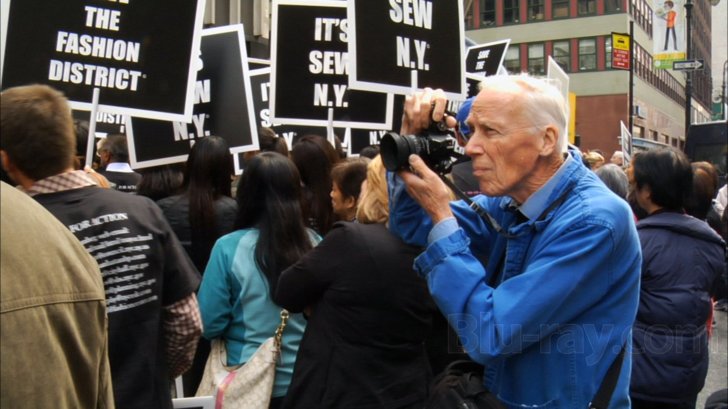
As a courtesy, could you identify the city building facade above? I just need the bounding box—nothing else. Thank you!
[463,0,715,153]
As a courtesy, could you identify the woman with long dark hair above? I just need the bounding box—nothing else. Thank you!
[198,152,318,408]
[137,163,184,202]
[275,156,436,409]
[290,134,340,235]
[157,136,236,272]
[156,136,237,394]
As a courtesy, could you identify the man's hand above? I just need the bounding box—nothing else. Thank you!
[398,154,454,224]
[400,88,457,136]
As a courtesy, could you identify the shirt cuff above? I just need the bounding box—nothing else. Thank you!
[427,217,458,244]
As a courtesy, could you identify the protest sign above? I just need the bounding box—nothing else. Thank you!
[347,0,465,98]
[128,25,259,168]
[1,0,205,122]
[465,39,509,77]
[465,73,485,98]
[270,0,393,130]
[547,56,570,150]
[248,58,270,71]
[620,120,632,166]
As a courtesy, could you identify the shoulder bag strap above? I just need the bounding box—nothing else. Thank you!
[589,343,626,409]
[273,309,289,352]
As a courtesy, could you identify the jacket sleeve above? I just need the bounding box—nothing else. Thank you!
[416,220,633,364]
[162,293,202,378]
[388,171,497,259]
[387,171,433,247]
[197,240,234,340]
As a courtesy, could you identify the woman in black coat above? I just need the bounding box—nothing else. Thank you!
[275,156,436,409]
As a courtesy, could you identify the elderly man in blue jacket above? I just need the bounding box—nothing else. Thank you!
[387,74,641,408]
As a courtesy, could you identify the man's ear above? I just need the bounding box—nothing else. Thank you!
[539,125,559,156]
[1,150,20,186]
[1,150,35,188]
[1,150,13,173]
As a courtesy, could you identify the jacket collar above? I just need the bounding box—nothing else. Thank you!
[499,149,585,232]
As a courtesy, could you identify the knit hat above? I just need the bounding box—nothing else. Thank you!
[456,97,475,138]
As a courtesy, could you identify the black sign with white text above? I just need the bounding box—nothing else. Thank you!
[465,39,509,77]
[249,67,274,129]
[127,25,259,169]
[347,0,465,98]
[270,0,393,130]
[1,0,205,122]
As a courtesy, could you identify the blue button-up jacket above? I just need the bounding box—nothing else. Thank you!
[388,150,641,409]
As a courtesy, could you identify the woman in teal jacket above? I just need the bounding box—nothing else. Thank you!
[198,152,320,408]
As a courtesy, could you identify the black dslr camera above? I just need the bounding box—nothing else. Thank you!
[380,120,459,175]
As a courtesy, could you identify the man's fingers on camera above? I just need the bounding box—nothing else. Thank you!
[417,88,435,130]
[408,155,436,180]
[401,95,416,134]
[444,115,458,129]
[429,89,448,123]
[396,155,427,182]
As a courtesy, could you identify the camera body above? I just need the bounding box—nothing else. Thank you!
[380,122,458,175]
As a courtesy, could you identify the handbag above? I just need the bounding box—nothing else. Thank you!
[195,310,289,409]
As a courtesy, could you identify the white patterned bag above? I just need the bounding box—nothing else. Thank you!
[196,310,289,409]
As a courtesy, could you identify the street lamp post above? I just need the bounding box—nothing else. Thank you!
[684,0,693,137]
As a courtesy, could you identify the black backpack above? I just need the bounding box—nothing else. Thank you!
[424,360,506,409]
[424,346,625,409]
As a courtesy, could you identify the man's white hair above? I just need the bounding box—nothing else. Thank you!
[478,74,568,153]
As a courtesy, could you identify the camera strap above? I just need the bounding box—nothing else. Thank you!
[441,175,574,239]
[440,176,519,239]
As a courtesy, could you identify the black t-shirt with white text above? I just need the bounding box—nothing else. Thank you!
[34,186,200,409]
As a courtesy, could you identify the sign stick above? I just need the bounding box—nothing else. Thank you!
[84,88,101,169]
[344,128,352,157]
[326,108,335,146]
[410,70,418,94]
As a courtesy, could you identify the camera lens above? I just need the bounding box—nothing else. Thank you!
[381,132,420,171]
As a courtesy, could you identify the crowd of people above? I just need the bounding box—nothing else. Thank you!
[1,75,726,409]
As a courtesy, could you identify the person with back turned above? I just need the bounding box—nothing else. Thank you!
[1,84,201,409]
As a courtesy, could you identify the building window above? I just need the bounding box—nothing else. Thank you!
[481,0,496,26]
[578,0,597,15]
[552,0,570,18]
[605,37,613,69]
[605,0,622,13]
[503,0,520,24]
[553,40,570,72]
[528,43,545,75]
[527,0,545,21]
[578,38,597,71]
[645,3,653,37]
[505,46,521,73]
